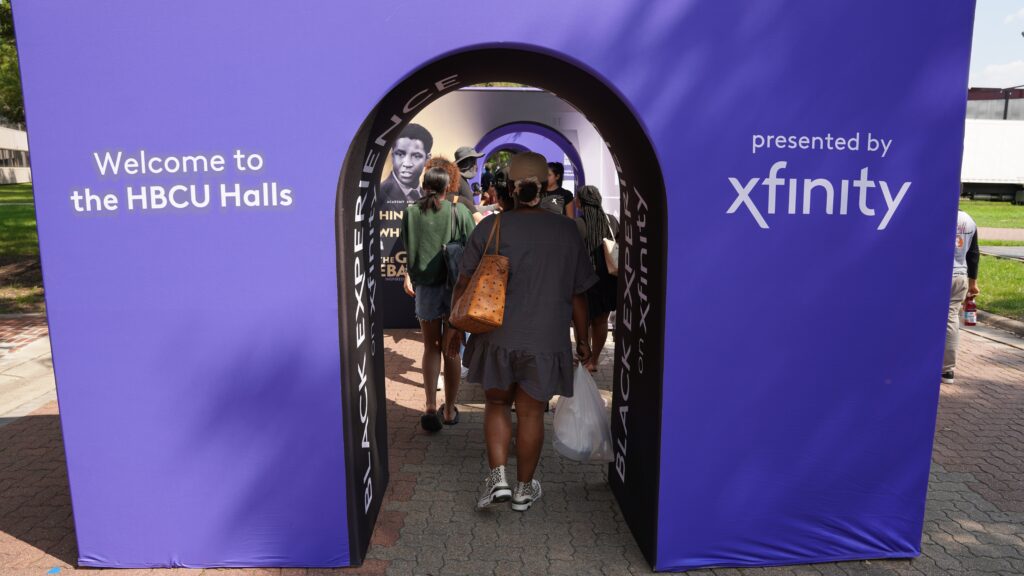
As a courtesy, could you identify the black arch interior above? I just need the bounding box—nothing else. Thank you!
[335,46,667,566]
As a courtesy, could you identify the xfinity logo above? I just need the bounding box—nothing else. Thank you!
[727,161,911,230]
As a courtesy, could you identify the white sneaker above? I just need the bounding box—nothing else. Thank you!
[461,365,470,379]
[511,479,543,512]
[436,374,444,391]
[476,465,511,510]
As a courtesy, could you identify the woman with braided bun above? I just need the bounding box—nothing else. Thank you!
[574,185,619,373]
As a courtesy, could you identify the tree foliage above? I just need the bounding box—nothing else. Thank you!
[483,149,515,172]
[0,0,23,126]
[0,1,12,41]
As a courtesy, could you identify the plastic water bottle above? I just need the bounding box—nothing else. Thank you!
[964,297,977,326]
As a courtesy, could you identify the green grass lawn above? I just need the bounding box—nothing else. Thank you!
[958,201,1024,319]
[0,182,44,314]
[0,183,38,257]
[977,255,1024,322]
[959,198,1024,229]
[980,239,1024,247]
[0,182,35,204]
[0,203,39,257]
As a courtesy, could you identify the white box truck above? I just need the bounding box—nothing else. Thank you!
[962,119,1024,204]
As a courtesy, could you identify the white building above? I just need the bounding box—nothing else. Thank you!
[0,124,30,183]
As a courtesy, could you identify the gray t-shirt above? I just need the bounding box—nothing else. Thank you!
[460,209,598,353]
[953,210,977,277]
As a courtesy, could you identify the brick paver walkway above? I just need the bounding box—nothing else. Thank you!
[0,328,1022,575]
[0,317,47,357]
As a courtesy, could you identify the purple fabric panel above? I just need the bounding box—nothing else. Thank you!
[653,1,974,570]
[14,1,360,567]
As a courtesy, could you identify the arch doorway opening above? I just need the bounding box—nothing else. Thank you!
[474,120,588,191]
[371,81,619,328]
[336,45,667,566]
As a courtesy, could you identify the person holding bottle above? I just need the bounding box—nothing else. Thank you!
[942,209,980,385]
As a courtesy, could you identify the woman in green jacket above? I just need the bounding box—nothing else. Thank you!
[400,164,475,431]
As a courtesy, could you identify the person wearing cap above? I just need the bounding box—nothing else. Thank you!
[453,146,484,211]
[444,152,597,513]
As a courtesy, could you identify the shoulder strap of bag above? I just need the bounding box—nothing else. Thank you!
[605,213,614,239]
[448,200,456,244]
[483,214,501,256]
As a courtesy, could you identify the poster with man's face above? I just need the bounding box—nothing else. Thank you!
[380,124,432,205]
[379,124,434,328]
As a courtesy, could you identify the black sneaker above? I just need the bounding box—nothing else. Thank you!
[941,371,954,385]
[511,479,543,512]
[476,465,511,510]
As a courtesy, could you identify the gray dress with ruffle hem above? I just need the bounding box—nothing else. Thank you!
[459,209,598,402]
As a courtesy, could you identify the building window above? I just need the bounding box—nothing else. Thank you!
[0,148,29,167]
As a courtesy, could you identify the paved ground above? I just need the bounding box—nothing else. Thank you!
[0,317,52,428]
[0,316,47,356]
[0,323,1022,575]
[978,227,1024,261]
[978,227,1024,242]
[980,245,1024,262]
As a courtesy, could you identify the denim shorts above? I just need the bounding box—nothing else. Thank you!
[414,283,452,322]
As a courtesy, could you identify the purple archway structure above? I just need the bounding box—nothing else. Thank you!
[474,121,585,187]
[487,142,529,154]
[477,136,572,189]
[11,1,976,571]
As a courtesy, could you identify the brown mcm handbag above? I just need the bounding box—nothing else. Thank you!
[449,215,508,333]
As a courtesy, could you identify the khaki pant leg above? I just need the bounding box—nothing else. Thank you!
[943,275,969,373]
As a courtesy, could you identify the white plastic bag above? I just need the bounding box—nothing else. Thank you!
[553,365,614,462]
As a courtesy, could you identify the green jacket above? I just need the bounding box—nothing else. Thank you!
[400,199,475,286]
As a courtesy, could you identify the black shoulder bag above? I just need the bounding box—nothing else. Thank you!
[442,201,466,289]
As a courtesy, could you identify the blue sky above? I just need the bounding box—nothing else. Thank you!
[971,1,1024,87]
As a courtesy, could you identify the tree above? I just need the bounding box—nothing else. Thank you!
[0,1,12,40]
[0,0,23,126]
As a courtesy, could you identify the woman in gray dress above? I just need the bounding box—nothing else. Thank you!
[445,152,597,512]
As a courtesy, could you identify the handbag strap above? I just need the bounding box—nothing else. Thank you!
[447,200,456,245]
[482,214,501,256]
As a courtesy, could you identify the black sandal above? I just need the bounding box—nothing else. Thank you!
[420,411,443,432]
[438,404,460,425]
